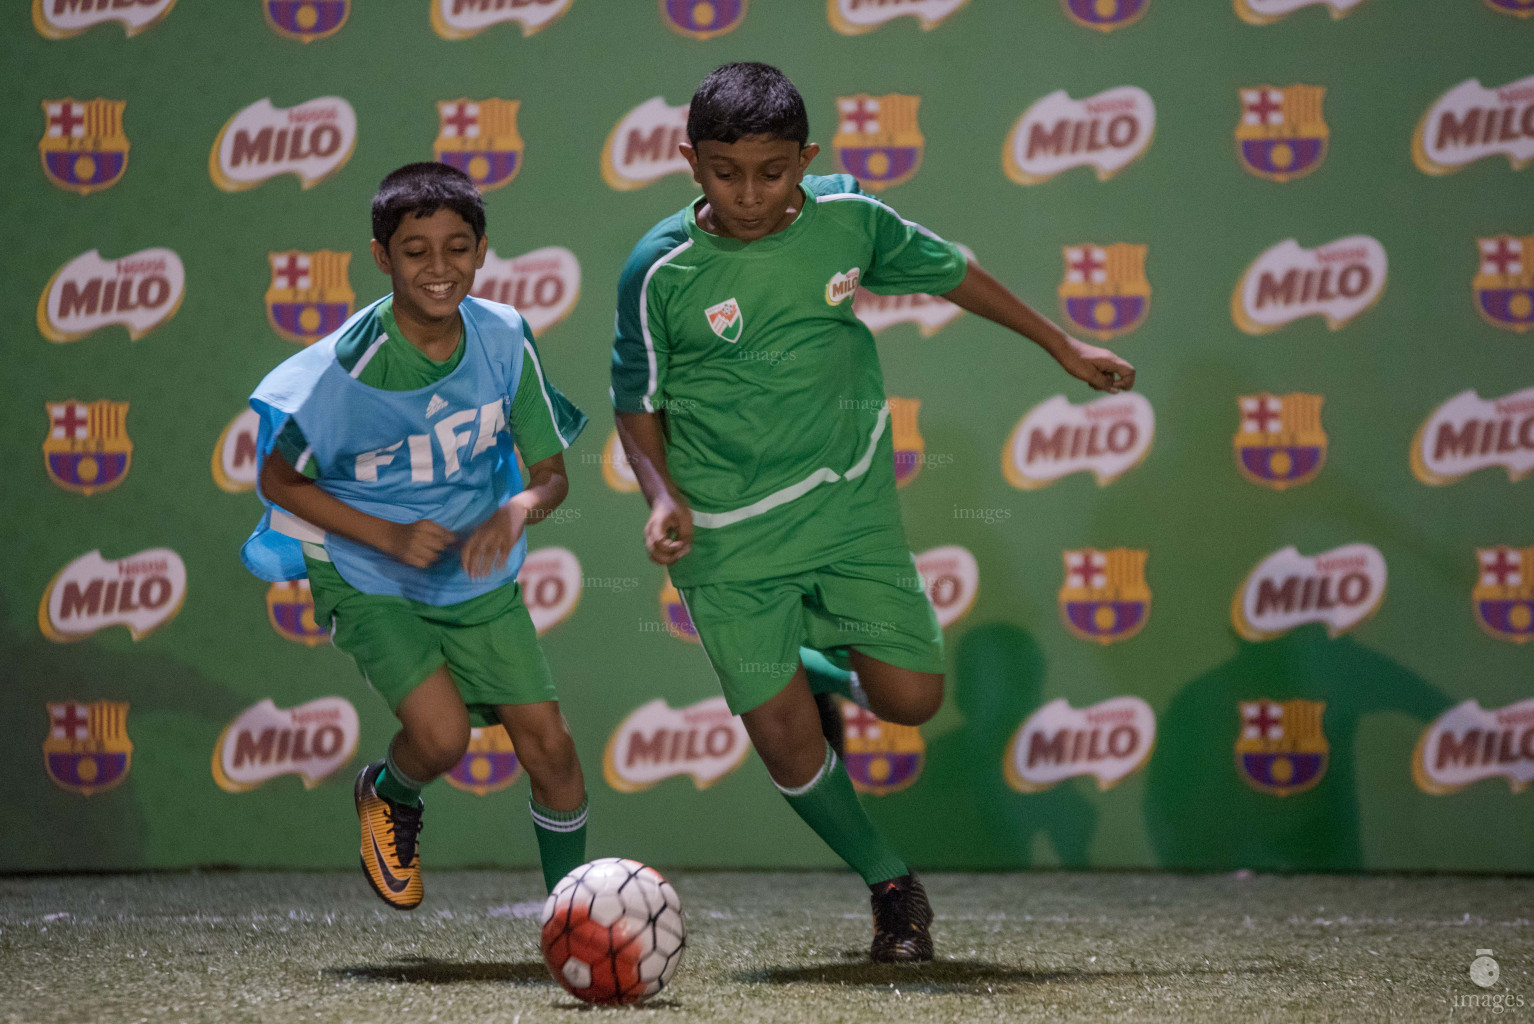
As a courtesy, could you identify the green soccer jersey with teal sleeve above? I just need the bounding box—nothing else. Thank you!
[610,173,968,587]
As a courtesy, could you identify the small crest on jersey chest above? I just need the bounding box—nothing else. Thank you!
[704,297,743,342]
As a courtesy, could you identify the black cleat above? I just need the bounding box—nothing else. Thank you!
[813,691,845,760]
[870,873,934,963]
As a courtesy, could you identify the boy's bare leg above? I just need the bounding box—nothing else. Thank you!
[497,700,589,892]
[390,667,472,782]
[845,651,944,727]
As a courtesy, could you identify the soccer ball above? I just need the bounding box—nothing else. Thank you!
[540,857,686,1004]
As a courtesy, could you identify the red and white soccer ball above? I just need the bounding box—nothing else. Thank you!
[540,857,685,1005]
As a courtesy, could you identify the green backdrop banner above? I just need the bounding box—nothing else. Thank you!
[4,0,1531,874]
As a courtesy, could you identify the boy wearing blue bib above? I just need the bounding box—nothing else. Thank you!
[243,163,589,910]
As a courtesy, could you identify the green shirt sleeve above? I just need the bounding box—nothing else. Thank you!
[272,417,319,479]
[611,218,687,414]
[860,198,969,297]
[511,325,588,466]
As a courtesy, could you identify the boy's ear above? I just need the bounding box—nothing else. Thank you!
[370,238,391,276]
[679,142,700,182]
[797,143,820,176]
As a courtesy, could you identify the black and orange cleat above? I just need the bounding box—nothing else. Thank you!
[870,872,934,963]
[354,761,424,911]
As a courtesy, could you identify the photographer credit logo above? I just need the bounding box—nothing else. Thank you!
[1004,393,1154,490]
[1236,700,1328,796]
[915,546,978,628]
[602,97,689,190]
[1236,86,1328,182]
[44,401,131,496]
[446,727,522,796]
[1059,548,1150,644]
[1058,243,1150,341]
[1234,0,1366,24]
[40,99,127,194]
[1415,699,1534,795]
[604,697,750,793]
[841,701,925,795]
[38,248,185,343]
[1232,543,1386,641]
[1234,393,1327,490]
[1474,235,1534,332]
[661,0,746,38]
[44,701,132,796]
[212,698,359,793]
[432,0,574,37]
[1232,236,1387,334]
[33,0,176,38]
[266,251,353,346]
[1411,387,1534,486]
[519,547,581,635]
[1414,75,1534,176]
[1475,547,1534,643]
[264,0,348,41]
[470,246,580,334]
[435,99,523,192]
[833,94,924,191]
[828,0,969,34]
[40,549,186,643]
[211,97,356,191]
[1005,697,1155,793]
[1005,86,1155,185]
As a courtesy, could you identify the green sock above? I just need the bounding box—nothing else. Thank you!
[530,796,589,893]
[376,757,423,806]
[775,743,908,886]
[801,647,854,700]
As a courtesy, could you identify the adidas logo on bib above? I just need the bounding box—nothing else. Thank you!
[705,298,743,342]
[426,393,448,418]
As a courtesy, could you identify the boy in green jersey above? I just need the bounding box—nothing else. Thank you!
[247,164,590,910]
[610,64,1135,961]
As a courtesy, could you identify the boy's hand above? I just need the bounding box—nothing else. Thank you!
[1058,336,1135,393]
[645,494,693,566]
[388,519,457,569]
[461,502,528,580]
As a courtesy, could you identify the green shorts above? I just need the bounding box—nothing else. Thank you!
[680,551,945,715]
[306,557,556,727]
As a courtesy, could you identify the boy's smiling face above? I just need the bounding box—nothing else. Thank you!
[682,135,820,242]
[371,207,487,326]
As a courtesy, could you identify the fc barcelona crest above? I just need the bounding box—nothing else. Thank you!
[1484,0,1534,17]
[1058,244,1150,341]
[661,578,700,644]
[1236,699,1328,796]
[840,700,924,795]
[1059,548,1150,644]
[661,0,746,38]
[1474,235,1534,333]
[446,726,522,796]
[832,94,924,192]
[1235,85,1328,182]
[265,250,353,346]
[40,99,128,195]
[1061,0,1148,32]
[264,0,348,41]
[44,701,132,796]
[889,397,924,488]
[44,401,131,496]
[267,580,328,646]
[435,98,523,192]
[1233,393,1327,490]
[1474,546,1534,644]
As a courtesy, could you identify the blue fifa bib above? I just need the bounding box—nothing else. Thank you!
[242,296,528,606]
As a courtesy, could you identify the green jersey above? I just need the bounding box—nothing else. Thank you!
[611,174,967,587]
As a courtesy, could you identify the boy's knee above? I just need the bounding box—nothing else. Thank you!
[514,727,577,774]
[406,719,470,773]
[873,674,944,727]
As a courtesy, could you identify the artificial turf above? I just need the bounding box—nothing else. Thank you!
[2,870,1529,1022]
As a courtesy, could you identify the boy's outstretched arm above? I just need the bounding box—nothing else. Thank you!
[941,261,1136,394]
[614,411,692,567]
[259,449,456,568]
[461,452,570,579]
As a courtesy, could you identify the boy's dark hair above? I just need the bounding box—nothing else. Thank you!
[687,62,808,147]
[371,162,486,246]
